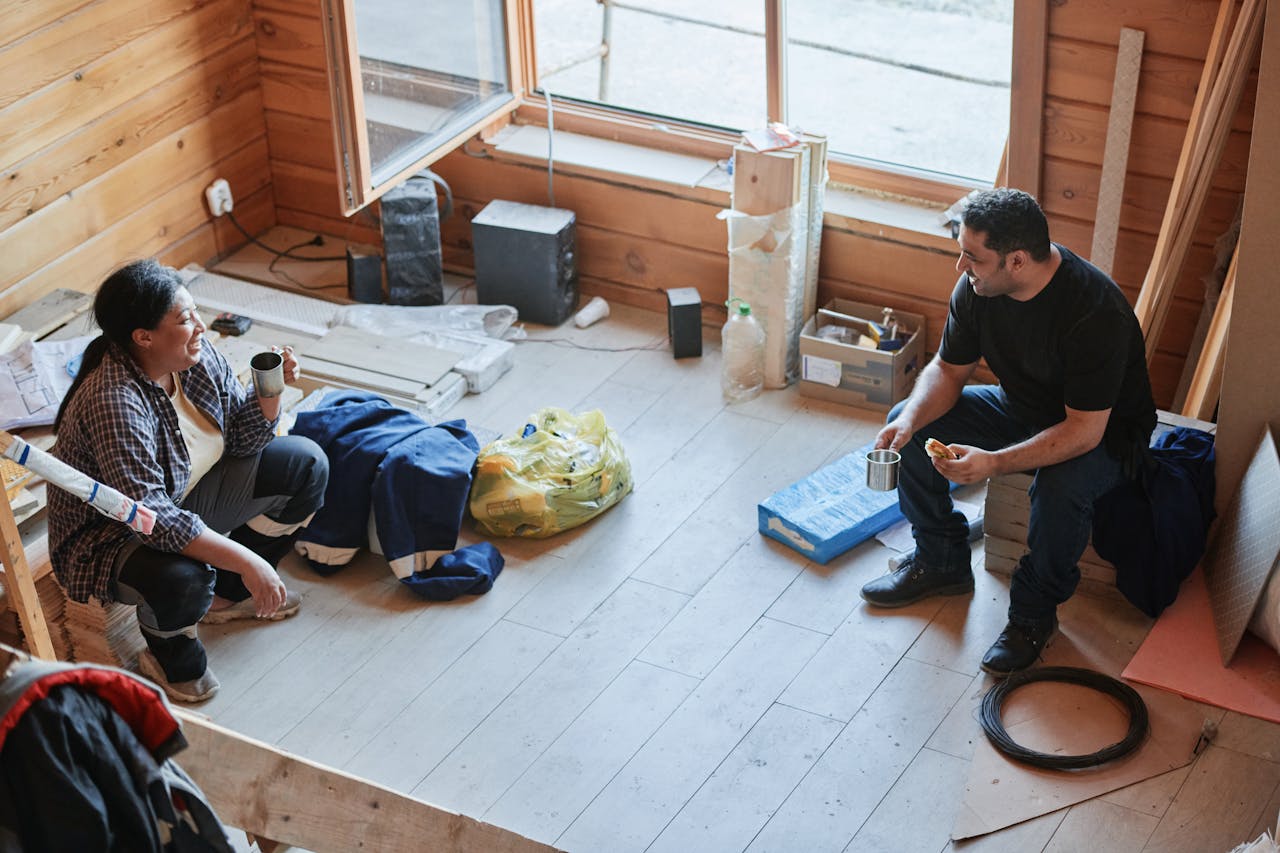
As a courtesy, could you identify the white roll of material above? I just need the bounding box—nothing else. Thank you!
[574,296,610,328]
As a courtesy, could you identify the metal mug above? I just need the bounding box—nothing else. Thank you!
[250,350,286,398]
[865,448,901,491]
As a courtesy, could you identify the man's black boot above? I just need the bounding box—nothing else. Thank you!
[980,615,1058,677]
[860,557,974,608]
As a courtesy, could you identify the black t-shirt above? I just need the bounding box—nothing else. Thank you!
[939,244,1156,454]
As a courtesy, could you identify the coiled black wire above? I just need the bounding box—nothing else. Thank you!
[979,666,1149,769]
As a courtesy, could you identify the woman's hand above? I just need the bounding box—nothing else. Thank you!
[280,345,300,385]
[238,554,288,618]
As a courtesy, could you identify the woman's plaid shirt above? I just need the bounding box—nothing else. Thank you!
[49,340,277,603]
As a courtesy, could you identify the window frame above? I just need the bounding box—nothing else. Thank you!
[323,0,1044,213]
[321,0,530,215]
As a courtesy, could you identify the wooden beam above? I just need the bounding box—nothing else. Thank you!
[1007,0,1047,196]
[1135,0,1262,362]
[1090,26,1144,276]
[0,470,56,660]
[765,0,786,124]
[1181,244,1236,422]
[176,713,558,853]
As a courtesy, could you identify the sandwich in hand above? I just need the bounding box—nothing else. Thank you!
[924,437,958,461]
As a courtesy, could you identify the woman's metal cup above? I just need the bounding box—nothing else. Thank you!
[865,448,901,491]
[251,350,286,398]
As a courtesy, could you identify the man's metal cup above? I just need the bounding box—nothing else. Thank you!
[865,448,901,491]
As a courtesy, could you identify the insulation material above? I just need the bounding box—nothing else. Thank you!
[1,431,154,534]
[1124,568,1280,724]
[758,443,959,564]
[721,197,808,389]
[331,304,516,393]
[801,134,829,323]
[725,141,812,389]
[1204,425,1280,664]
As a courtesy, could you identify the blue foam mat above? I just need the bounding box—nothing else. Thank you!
[758,444,900,564]
[759,442,958,564]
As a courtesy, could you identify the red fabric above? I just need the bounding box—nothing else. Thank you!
[0,667,179,754]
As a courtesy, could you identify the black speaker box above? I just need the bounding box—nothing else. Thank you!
[471,200,577,325]
[666,287,703,358]
[346,248,383,304]
[381,175,443,305]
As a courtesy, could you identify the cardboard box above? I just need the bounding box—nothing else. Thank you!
[798,298,926,411]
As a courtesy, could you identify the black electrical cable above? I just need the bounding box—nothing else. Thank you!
[979,666,1149,770]
[224,210,346,262]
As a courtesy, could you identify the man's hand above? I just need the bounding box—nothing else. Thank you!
[238,556,288,618]
[931,445,1001,485]
[875,418,915,452]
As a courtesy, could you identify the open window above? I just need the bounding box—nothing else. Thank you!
[324,1,1034,213]
[322,0,526,214]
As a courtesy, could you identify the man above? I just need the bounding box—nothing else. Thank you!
[859,188,1155,676]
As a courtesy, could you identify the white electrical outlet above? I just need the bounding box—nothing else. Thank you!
[204,179,234,217]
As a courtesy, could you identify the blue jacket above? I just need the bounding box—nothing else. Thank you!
[292,391,501,599]
[1092,426,1216,617]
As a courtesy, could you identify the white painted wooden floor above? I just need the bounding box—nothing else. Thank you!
[201,301,1280,853]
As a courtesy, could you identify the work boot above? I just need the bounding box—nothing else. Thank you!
[860,557,974,608]
[980,615,1058,677]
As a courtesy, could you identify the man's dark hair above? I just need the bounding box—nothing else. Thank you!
[959,188,1051,262]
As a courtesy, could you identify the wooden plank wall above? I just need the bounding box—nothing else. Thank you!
[252,0,382,245]
[2,0,1257,411]
[1040,0,1257,407]
[0,0,276,320]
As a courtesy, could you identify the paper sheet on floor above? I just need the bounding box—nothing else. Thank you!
[0,335,94,430]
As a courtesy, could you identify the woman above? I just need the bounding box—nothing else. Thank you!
[49,259,328,703]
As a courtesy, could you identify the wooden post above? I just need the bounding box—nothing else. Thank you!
[1090,27,1144,276]
[1007,0,1047,196]
[1181,245,1237,422]
[0,491,55,660]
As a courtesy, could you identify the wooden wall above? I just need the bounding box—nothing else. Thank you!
[429,0,1258,409]
[0,0,276,320]
[2,0,1257,412]
[1040,0,1256,406]
[252,0,382,244]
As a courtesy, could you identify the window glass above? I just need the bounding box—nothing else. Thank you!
[786,1,1011,182]
[534,0,766,132]
[534,1,1012,183]
[353,0,511,187]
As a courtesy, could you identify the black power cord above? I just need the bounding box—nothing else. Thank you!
[979,666,1149,770]
[225,210,346,263]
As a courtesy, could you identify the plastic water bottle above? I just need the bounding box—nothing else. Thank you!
[721,298,765,403]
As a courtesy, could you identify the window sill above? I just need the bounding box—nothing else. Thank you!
[484,124,959,253]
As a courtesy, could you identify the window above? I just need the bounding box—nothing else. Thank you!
[324,1,1022,212]
[323,0,520,213]
[533,1,1012,189]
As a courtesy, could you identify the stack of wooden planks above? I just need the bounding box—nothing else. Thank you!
[1134,0,1263,419]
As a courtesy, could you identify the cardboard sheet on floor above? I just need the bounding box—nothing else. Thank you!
[1123,568,1280,723]
[953,606,1203,840]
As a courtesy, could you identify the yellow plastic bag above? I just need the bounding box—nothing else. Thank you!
[470,407,633,538]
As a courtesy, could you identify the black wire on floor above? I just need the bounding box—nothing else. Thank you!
[979,666,1149,770]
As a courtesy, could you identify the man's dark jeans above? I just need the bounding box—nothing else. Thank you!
[891,385,1125,623]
